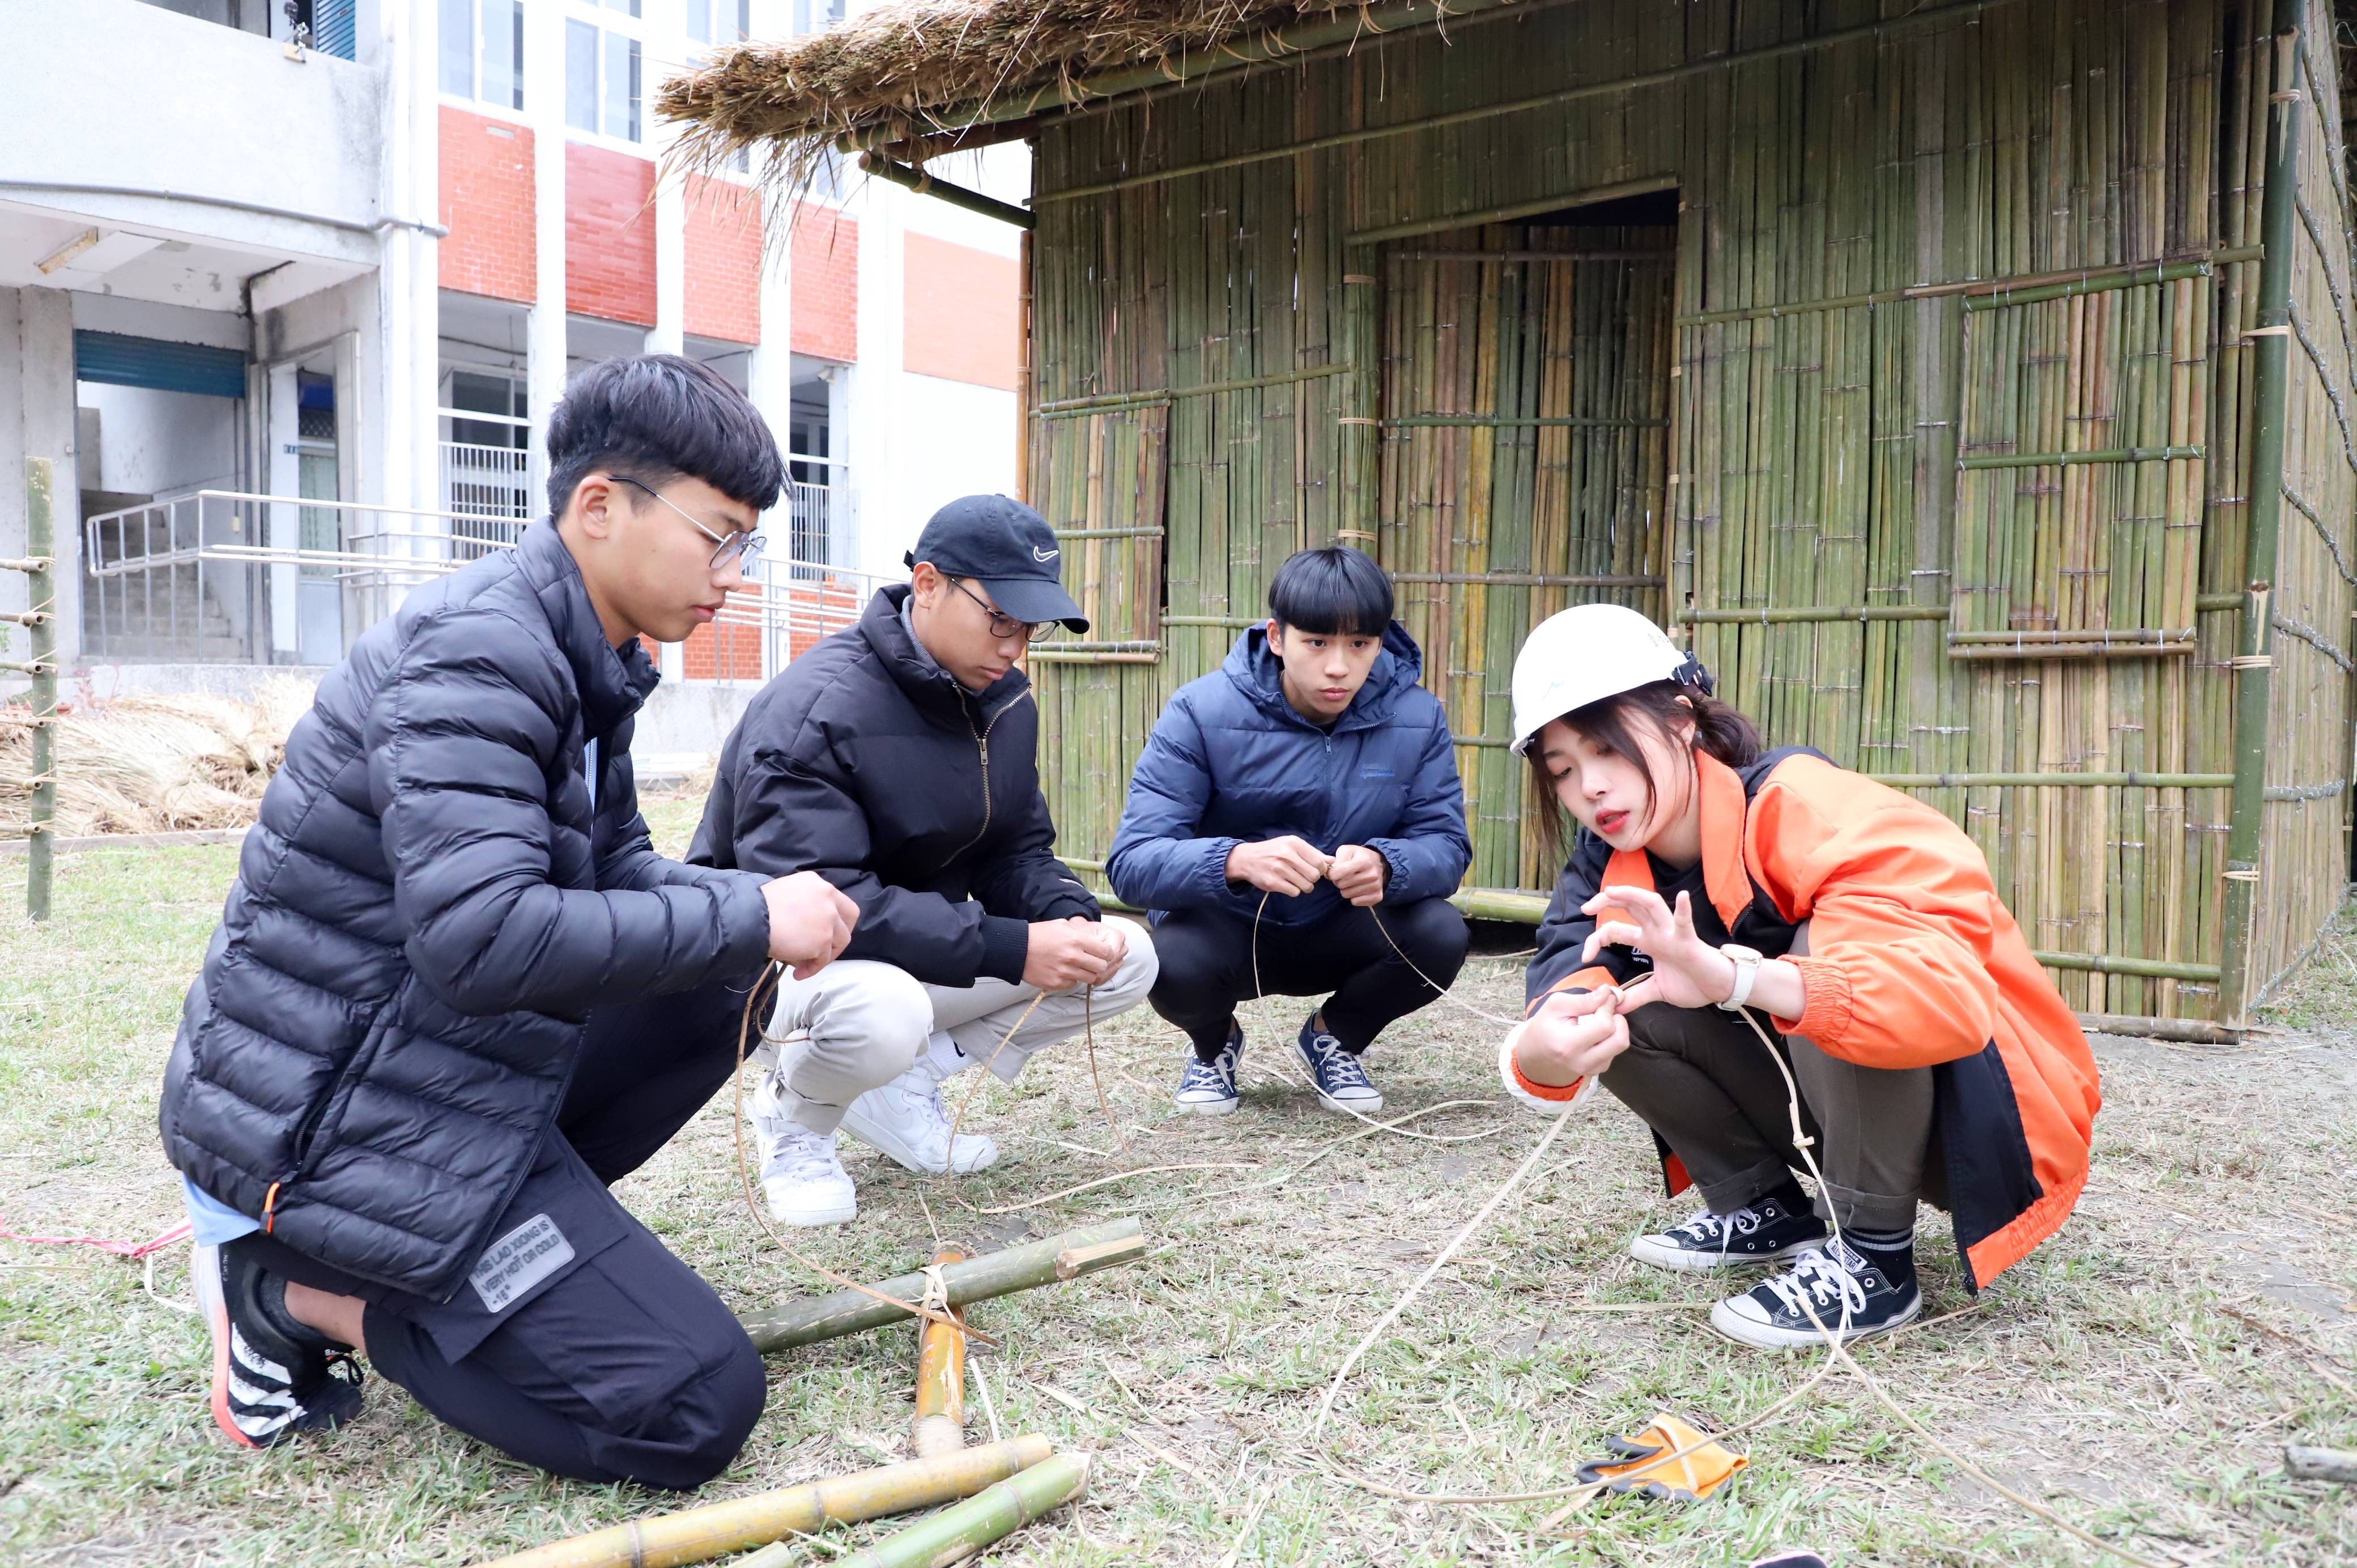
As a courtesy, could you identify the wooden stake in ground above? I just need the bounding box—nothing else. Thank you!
[912,1245,969,1459]
[734,1452,1094,1568]
[739,1218,1147,1353]
[468,1437,1052,1568]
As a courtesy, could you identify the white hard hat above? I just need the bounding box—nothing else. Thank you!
[1509,604,1704,756]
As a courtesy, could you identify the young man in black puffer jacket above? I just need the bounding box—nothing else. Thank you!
[688,497,1159,1228]
[158,357,858,1488]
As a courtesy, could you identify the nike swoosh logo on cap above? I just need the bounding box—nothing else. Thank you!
[1033,546,1059,561]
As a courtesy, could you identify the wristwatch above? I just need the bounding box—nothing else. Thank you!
[1716,944,1764,1012]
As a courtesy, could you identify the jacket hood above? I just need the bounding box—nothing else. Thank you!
[1221,619,1426,731]
[862,583,1032,722]
[513,521,660,739]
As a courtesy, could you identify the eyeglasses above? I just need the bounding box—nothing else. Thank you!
[950,576,1060,644]
[611,475,766,570]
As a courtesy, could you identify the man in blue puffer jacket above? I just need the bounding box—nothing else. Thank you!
[1107,546,1472,1116]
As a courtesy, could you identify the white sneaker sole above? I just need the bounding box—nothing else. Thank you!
[762,1185,858,1228]
[1175,1093,1240,1117]
[1708,1288,1922,1349]
[1293,1040,1384,1115]
[839,1105,1000,1175]
[190,1243,262,1450]
[1628,1232,1828,1273]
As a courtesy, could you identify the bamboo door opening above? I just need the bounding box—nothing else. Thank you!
[1374,217,1678,892]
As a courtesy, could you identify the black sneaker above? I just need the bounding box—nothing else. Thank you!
[1295,1017,1382,1114]
[191,1240,365,1447]
[1630,1195,1827,1273]
[1176,1021,1243,1116]
[1711,1238,1922,1349]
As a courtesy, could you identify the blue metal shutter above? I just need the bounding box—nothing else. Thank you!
[313,0,356,60]
[74,331,249,399]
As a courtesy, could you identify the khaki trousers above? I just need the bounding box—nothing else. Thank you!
[1595,923,1938,1233]
[760,917,1159,1133]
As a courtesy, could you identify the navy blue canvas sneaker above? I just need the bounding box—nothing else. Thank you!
[1711,1238,1922,1349]
[1630,1194,1828,1273]
[1176,1020,1243,1115]
[1295,1016,1382,1114]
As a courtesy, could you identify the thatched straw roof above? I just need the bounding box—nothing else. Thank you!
[661,0,1461,182]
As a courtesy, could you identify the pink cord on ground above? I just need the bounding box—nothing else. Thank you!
[0,1218,192,1258]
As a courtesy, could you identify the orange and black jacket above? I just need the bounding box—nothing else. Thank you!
[1518,747,2101,1291]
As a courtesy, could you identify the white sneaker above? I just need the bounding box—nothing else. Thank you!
[751,1073,858,1226]
[841,1063,999,1175]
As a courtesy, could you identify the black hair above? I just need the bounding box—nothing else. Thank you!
[1267,544,1394,636]
[1525,679,1764,865]
[544,354,784,521]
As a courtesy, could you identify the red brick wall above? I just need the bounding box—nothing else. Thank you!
[439,106,535,303]
[903,233,1020,390]
[789,204,858,362]
[566,143,657,326]
[680,577,860,681]
[684,174,763,346]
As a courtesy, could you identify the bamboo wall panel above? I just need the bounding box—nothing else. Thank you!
[1376,225,1674,889]
[2254,14,2357,1004]
[1025,0,2357,1022]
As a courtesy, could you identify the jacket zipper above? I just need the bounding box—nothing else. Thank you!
[951,687,1032,861]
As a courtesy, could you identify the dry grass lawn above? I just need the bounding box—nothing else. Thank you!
[2,800,2353,1566]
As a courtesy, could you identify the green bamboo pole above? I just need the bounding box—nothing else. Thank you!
[738,1220,1146,1353]
[856,154,1035,229]
[474,1441,1055,1568]
[1956,443,2203,470]
[2219,0,2303,1028]
[1684,605,1952,624]
[23,457,56,923]
[2034,951,2223,982]
[737,1453,1093,1568]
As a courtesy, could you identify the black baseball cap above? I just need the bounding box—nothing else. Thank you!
[904,495,1089,632]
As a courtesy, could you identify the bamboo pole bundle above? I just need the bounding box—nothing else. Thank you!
[736,1452,1093,1568]
[911,1247,968,1460]
[470,1438,1054,1568]
[739,1219,1147,1354]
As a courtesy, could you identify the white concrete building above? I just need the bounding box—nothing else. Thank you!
[0,0,1029,748]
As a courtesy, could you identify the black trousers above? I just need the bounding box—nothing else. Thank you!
[239,971,768,1490]
[1147,897,1470,1058]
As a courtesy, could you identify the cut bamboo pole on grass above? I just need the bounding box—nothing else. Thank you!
[735,1452,1094,1568]
[470,1437,1054,1568]
[739,1219,1146,1353]
[912,1246,969,1459]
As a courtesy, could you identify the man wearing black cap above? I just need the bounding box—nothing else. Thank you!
[687,495,1160,1225]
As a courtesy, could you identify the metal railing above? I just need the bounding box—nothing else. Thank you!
[439,439,535,525]
[82,490,524,664]
[76,485,883,681]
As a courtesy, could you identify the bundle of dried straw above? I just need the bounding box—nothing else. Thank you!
[0,680,310,838]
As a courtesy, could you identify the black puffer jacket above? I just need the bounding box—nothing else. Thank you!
[160,523,773,1301]
[690,584,1096,987]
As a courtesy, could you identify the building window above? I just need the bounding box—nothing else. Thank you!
[566,19,640,141]
[687,0,748,45]
[791,0,845,36]
[603,0,640,15]
[441,0,525,110]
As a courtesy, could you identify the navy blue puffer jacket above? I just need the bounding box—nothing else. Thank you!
[1106,623,1470,928]
[159,523,773,1301]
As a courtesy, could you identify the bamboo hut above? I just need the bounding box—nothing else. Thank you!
[668,0,2357,1033]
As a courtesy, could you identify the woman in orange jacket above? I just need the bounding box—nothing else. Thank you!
[1501,605,2101,1348]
